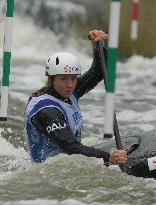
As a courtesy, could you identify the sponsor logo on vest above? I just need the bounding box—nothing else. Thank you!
[46,122,66,133]
[72,112,82,124]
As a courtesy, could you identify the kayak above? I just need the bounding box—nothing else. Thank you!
[94,129,156,179]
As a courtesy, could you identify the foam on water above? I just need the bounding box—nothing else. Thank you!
[1,198,130,205]
[0,130,27,158]
[1,5,156,205]
[0,130,30,172]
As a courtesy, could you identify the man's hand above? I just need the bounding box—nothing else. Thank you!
[109,149,127,165]
[88,29,108,44]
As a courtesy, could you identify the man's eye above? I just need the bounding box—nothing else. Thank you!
[60,77,66,81]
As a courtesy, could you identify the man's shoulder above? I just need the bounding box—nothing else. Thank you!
[26,94,61,116]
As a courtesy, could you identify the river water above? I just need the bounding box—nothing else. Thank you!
[1,7,156,205]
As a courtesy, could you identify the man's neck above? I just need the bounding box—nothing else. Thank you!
[47,88,72,105]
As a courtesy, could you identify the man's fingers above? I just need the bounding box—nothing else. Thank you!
[88,30,108,43]
[113,156,127,164]
[109,150,128,165]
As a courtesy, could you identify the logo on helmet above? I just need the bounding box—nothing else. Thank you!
[64,65,79,73]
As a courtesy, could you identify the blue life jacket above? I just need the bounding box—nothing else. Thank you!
[24,93,83,162]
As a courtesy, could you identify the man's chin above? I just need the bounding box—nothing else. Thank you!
[63,92,73,98]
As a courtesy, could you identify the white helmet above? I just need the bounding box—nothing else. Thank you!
[45,52,81,76]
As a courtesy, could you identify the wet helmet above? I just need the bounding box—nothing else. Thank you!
[45,52,81,76]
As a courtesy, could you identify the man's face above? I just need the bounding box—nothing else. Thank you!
[53,75,78,98]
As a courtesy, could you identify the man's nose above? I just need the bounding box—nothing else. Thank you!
[66,79,73,87]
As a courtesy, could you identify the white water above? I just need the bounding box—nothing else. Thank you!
[0,9,156,205]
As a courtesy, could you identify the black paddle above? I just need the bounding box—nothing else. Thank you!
[97,40,127,172]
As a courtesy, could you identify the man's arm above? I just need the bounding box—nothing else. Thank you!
[31,107,110,162]
[75,40,107,99]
